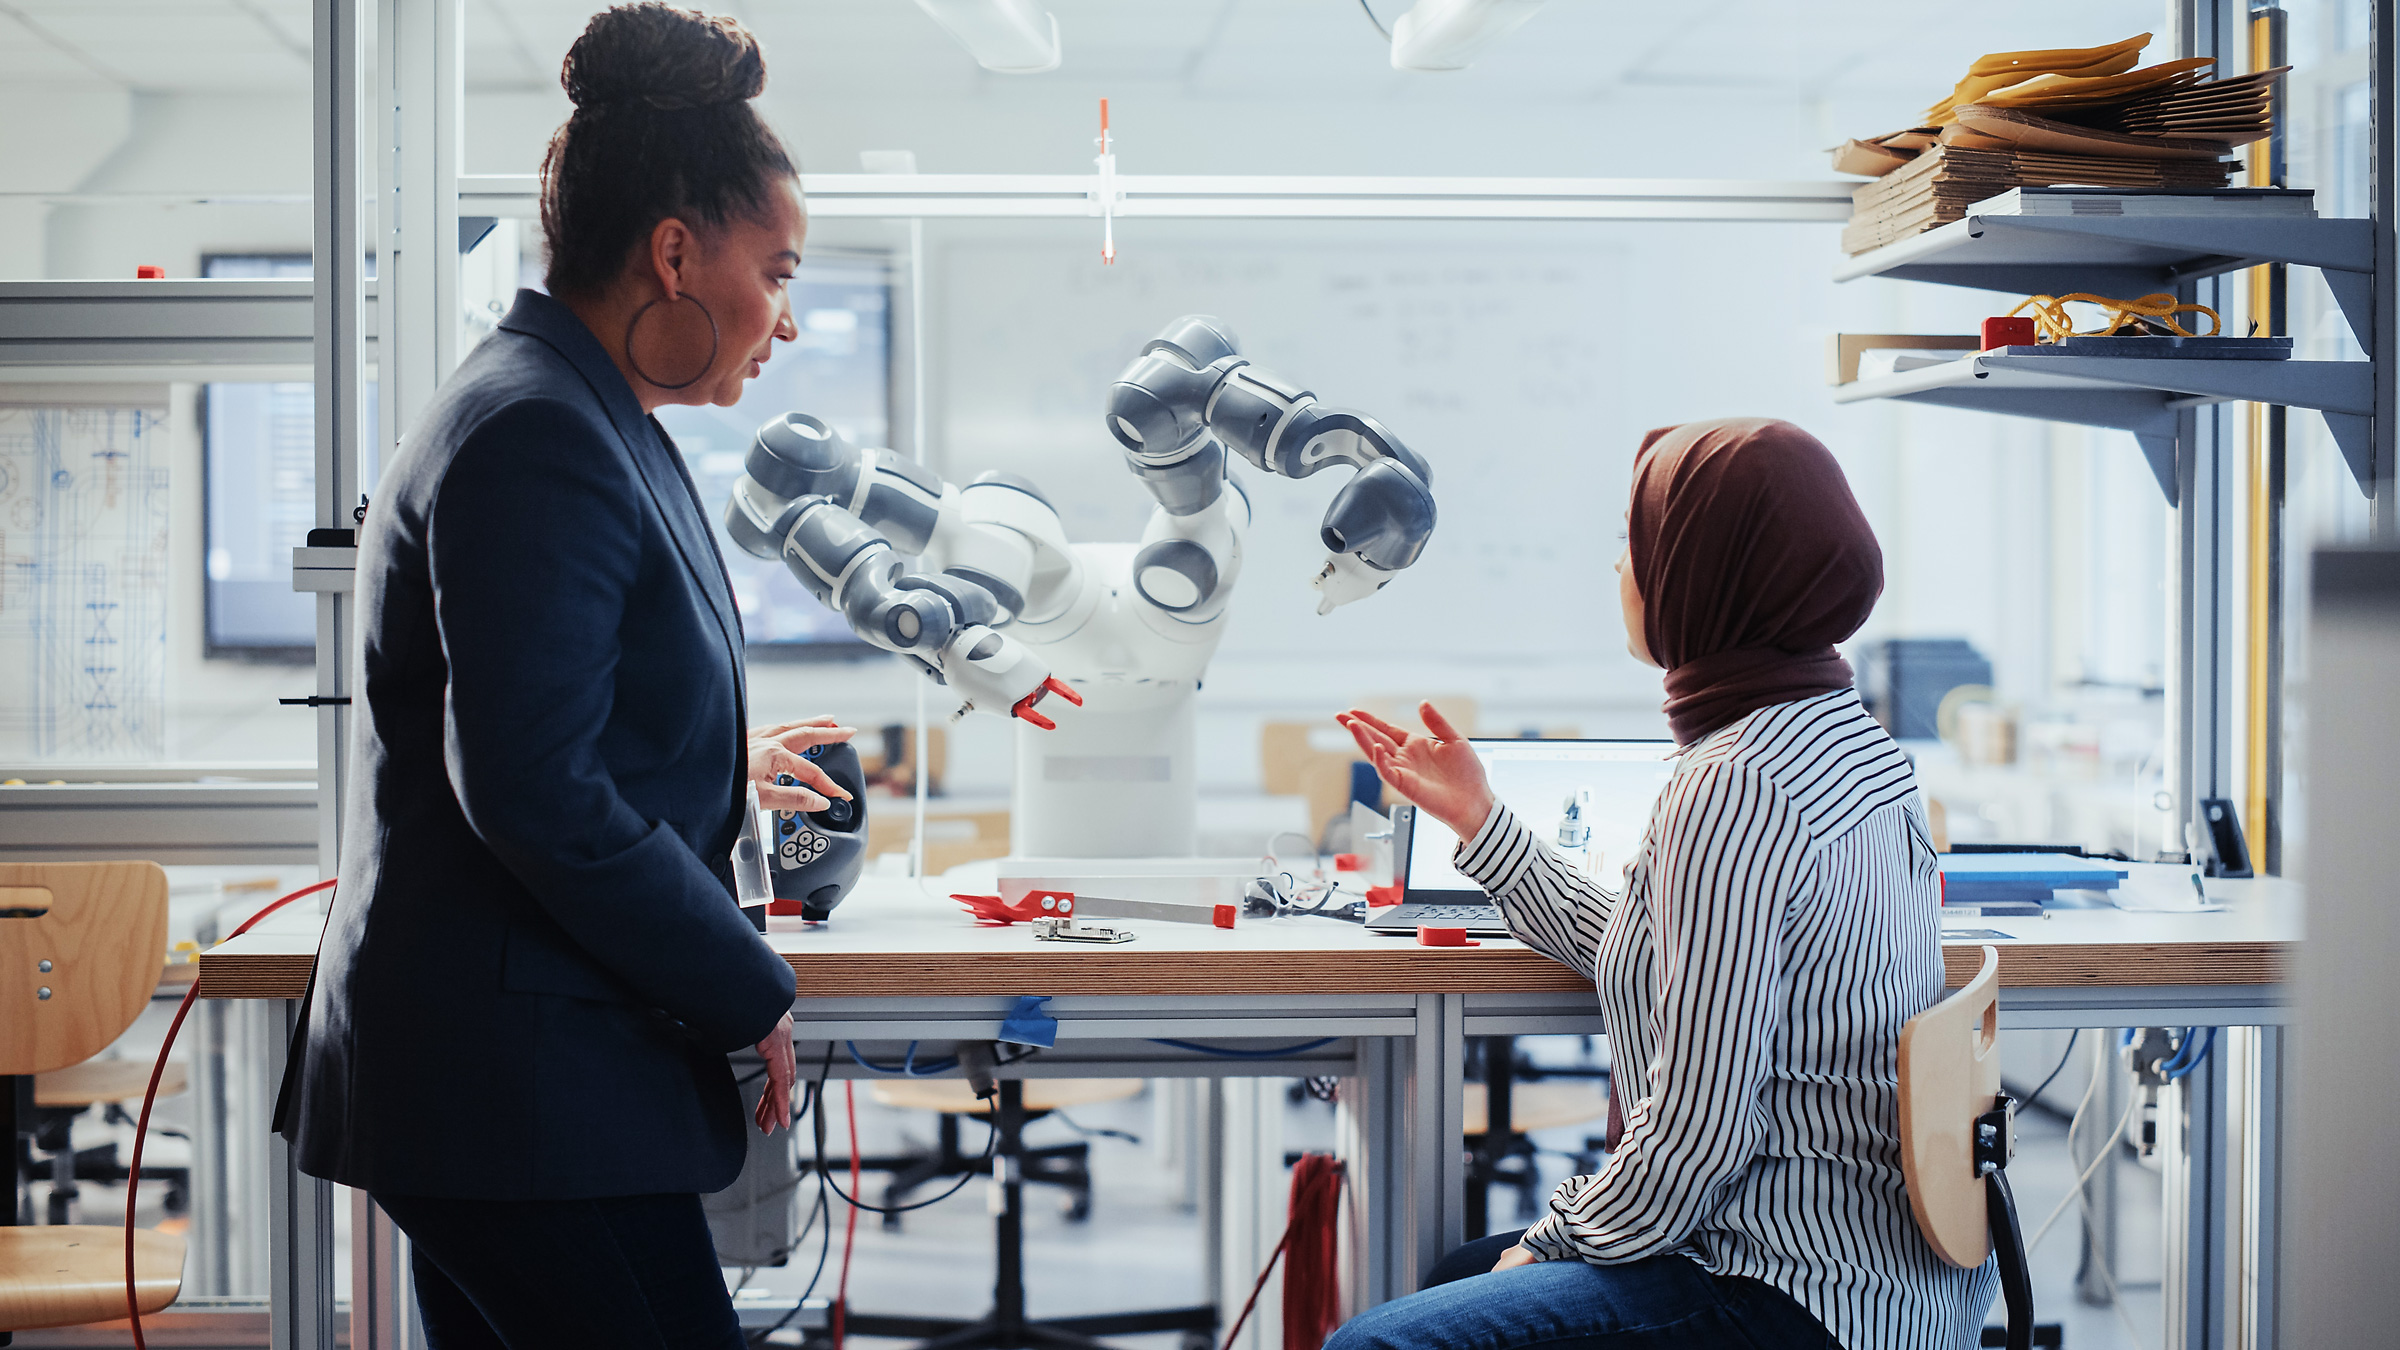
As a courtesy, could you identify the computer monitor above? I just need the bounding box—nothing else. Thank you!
[1403,739,1679,902]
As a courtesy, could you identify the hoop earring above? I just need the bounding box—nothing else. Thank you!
[624,293,719,391]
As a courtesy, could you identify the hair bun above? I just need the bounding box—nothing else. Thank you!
[562,3,765,111]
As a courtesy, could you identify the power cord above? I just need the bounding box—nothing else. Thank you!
[1147,1037,1338,1059]
[844,1041,958,1076]
[810,1050,1000,1216]
[2001,1029,2081,1116]
[1048,1110,1141,1146]
[127,878,338,1350]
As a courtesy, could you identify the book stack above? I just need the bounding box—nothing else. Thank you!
[1833,32,2280,255]
[1842,146,2233,255]
[1939,853,2131,918]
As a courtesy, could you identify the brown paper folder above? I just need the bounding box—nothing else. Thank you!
[1951,105,2239,159]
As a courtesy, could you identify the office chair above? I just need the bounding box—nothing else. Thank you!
[1,862,187,1341]
[1461,1036,1609,1238]
[844,1079,1216,1350]
[1899,945,2058,1350]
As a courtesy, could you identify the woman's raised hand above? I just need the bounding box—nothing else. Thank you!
[1336,702,1496,843]
[746,716,857,813]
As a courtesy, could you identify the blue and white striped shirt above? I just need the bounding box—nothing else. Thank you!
[1456,688,1996,1350]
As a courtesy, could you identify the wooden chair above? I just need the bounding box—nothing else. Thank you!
[0,862,185,1338]
[1897,945,2033,1350]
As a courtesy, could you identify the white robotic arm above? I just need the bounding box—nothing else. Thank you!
[723,413,1084,727]
[1105,315,1437,614]
[723,316,1438,750]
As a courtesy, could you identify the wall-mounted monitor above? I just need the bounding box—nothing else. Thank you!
[202,253,325,660]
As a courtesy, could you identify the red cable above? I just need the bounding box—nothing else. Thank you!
[1219,1154,1346,1350]
[834,1081,862,1349]
[126,878,337,1350]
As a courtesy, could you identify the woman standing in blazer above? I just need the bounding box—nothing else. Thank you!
[287,7,846,1345]
[1333,420,1997,1349]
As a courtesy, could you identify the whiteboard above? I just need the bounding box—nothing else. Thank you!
[932,238,1632,664]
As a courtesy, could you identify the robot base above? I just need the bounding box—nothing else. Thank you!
[1010,692,1197,858]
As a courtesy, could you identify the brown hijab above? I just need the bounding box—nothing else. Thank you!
[1628,418,1883,746]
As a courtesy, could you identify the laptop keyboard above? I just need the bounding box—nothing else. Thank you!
[1396,904,1503,921]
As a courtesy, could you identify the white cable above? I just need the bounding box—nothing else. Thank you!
[2028,1067,2137,1252]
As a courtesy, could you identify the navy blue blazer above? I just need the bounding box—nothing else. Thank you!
[290,289,798,1199]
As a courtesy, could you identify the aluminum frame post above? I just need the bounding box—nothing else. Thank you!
[2073,1034,2123,1309]
[1216,1076,1287,1350]
[1407,994,1466,1288]
[2375,0,2398,535]
[286,0,368,1343]
[270,999,338,1350]
[1340,1037,1412,1308]
[378,0,463,454]
[2163,1032,2234,1350]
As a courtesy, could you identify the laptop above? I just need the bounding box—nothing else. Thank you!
[1364,738,1679,937]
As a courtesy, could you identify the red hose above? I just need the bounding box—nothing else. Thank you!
[126,878,337,1349]
[1220,1153,1346,1350]
[834,1081,862,1349]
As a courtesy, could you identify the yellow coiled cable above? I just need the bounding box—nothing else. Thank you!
[2007,291,2221,341]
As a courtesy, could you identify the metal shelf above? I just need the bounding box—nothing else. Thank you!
[0,279,379,377]
[1834,211,2373,351]
[1830,352,2371,503]
[461,172,1857,223]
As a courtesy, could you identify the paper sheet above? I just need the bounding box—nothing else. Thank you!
[2108,862,2226,912]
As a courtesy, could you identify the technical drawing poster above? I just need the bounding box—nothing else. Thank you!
[0,403,170,762]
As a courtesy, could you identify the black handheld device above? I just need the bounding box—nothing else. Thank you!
[772,740,869,920]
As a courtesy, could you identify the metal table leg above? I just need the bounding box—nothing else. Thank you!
[268,998,337,1350]
[1408,995,1466,1288]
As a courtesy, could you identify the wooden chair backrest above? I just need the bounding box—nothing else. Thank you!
[0,862,170,1076]
[1897,943,2002,1268]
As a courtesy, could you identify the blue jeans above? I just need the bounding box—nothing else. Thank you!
[1326,1230,1839,1350]
[375,1191,743,1350]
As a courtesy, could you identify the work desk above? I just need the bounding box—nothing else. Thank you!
[196,874,2297,1004]
[193,873,2298,1333]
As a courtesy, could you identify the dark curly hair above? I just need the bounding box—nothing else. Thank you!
[539,3,798,299]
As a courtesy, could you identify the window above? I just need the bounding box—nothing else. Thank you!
[653,252,893,652]
[201,254,318,658]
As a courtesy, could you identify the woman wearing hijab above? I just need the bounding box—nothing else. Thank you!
[1332,419,1995,1350]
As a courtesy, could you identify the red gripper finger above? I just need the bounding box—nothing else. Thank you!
[1044,676,1084,707]
[1011,690,1057,730]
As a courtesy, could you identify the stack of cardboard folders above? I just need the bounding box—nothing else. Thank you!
[1835,33,2283,255]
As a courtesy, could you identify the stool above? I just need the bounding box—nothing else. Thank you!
[866,1078,1140,1229]
[2,861,186,1341]
[843,1079,1216,1350]
[1464,1075,1610,1234]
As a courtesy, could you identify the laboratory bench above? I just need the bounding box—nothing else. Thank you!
[195,872,2296,1328]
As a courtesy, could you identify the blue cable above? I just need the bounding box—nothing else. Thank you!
[1146,1037,1339,1059]
[845,1040,960,1076]
[2160,1027,2216,1081]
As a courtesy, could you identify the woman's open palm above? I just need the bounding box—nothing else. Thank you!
[1337,703,1496,842]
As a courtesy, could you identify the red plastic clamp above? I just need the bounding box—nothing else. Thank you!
[1980,316,2037,350]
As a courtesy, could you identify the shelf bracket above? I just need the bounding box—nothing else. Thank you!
[2320,267,2374,355]
[2321,412,2375,496]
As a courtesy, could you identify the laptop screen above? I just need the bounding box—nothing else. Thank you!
[1404,739,1679,901]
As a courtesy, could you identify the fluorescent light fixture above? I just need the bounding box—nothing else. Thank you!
[1389,0,1544,72]
[911,0,1061,74]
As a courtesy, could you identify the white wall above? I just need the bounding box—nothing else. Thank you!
[0,49,2163,797]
